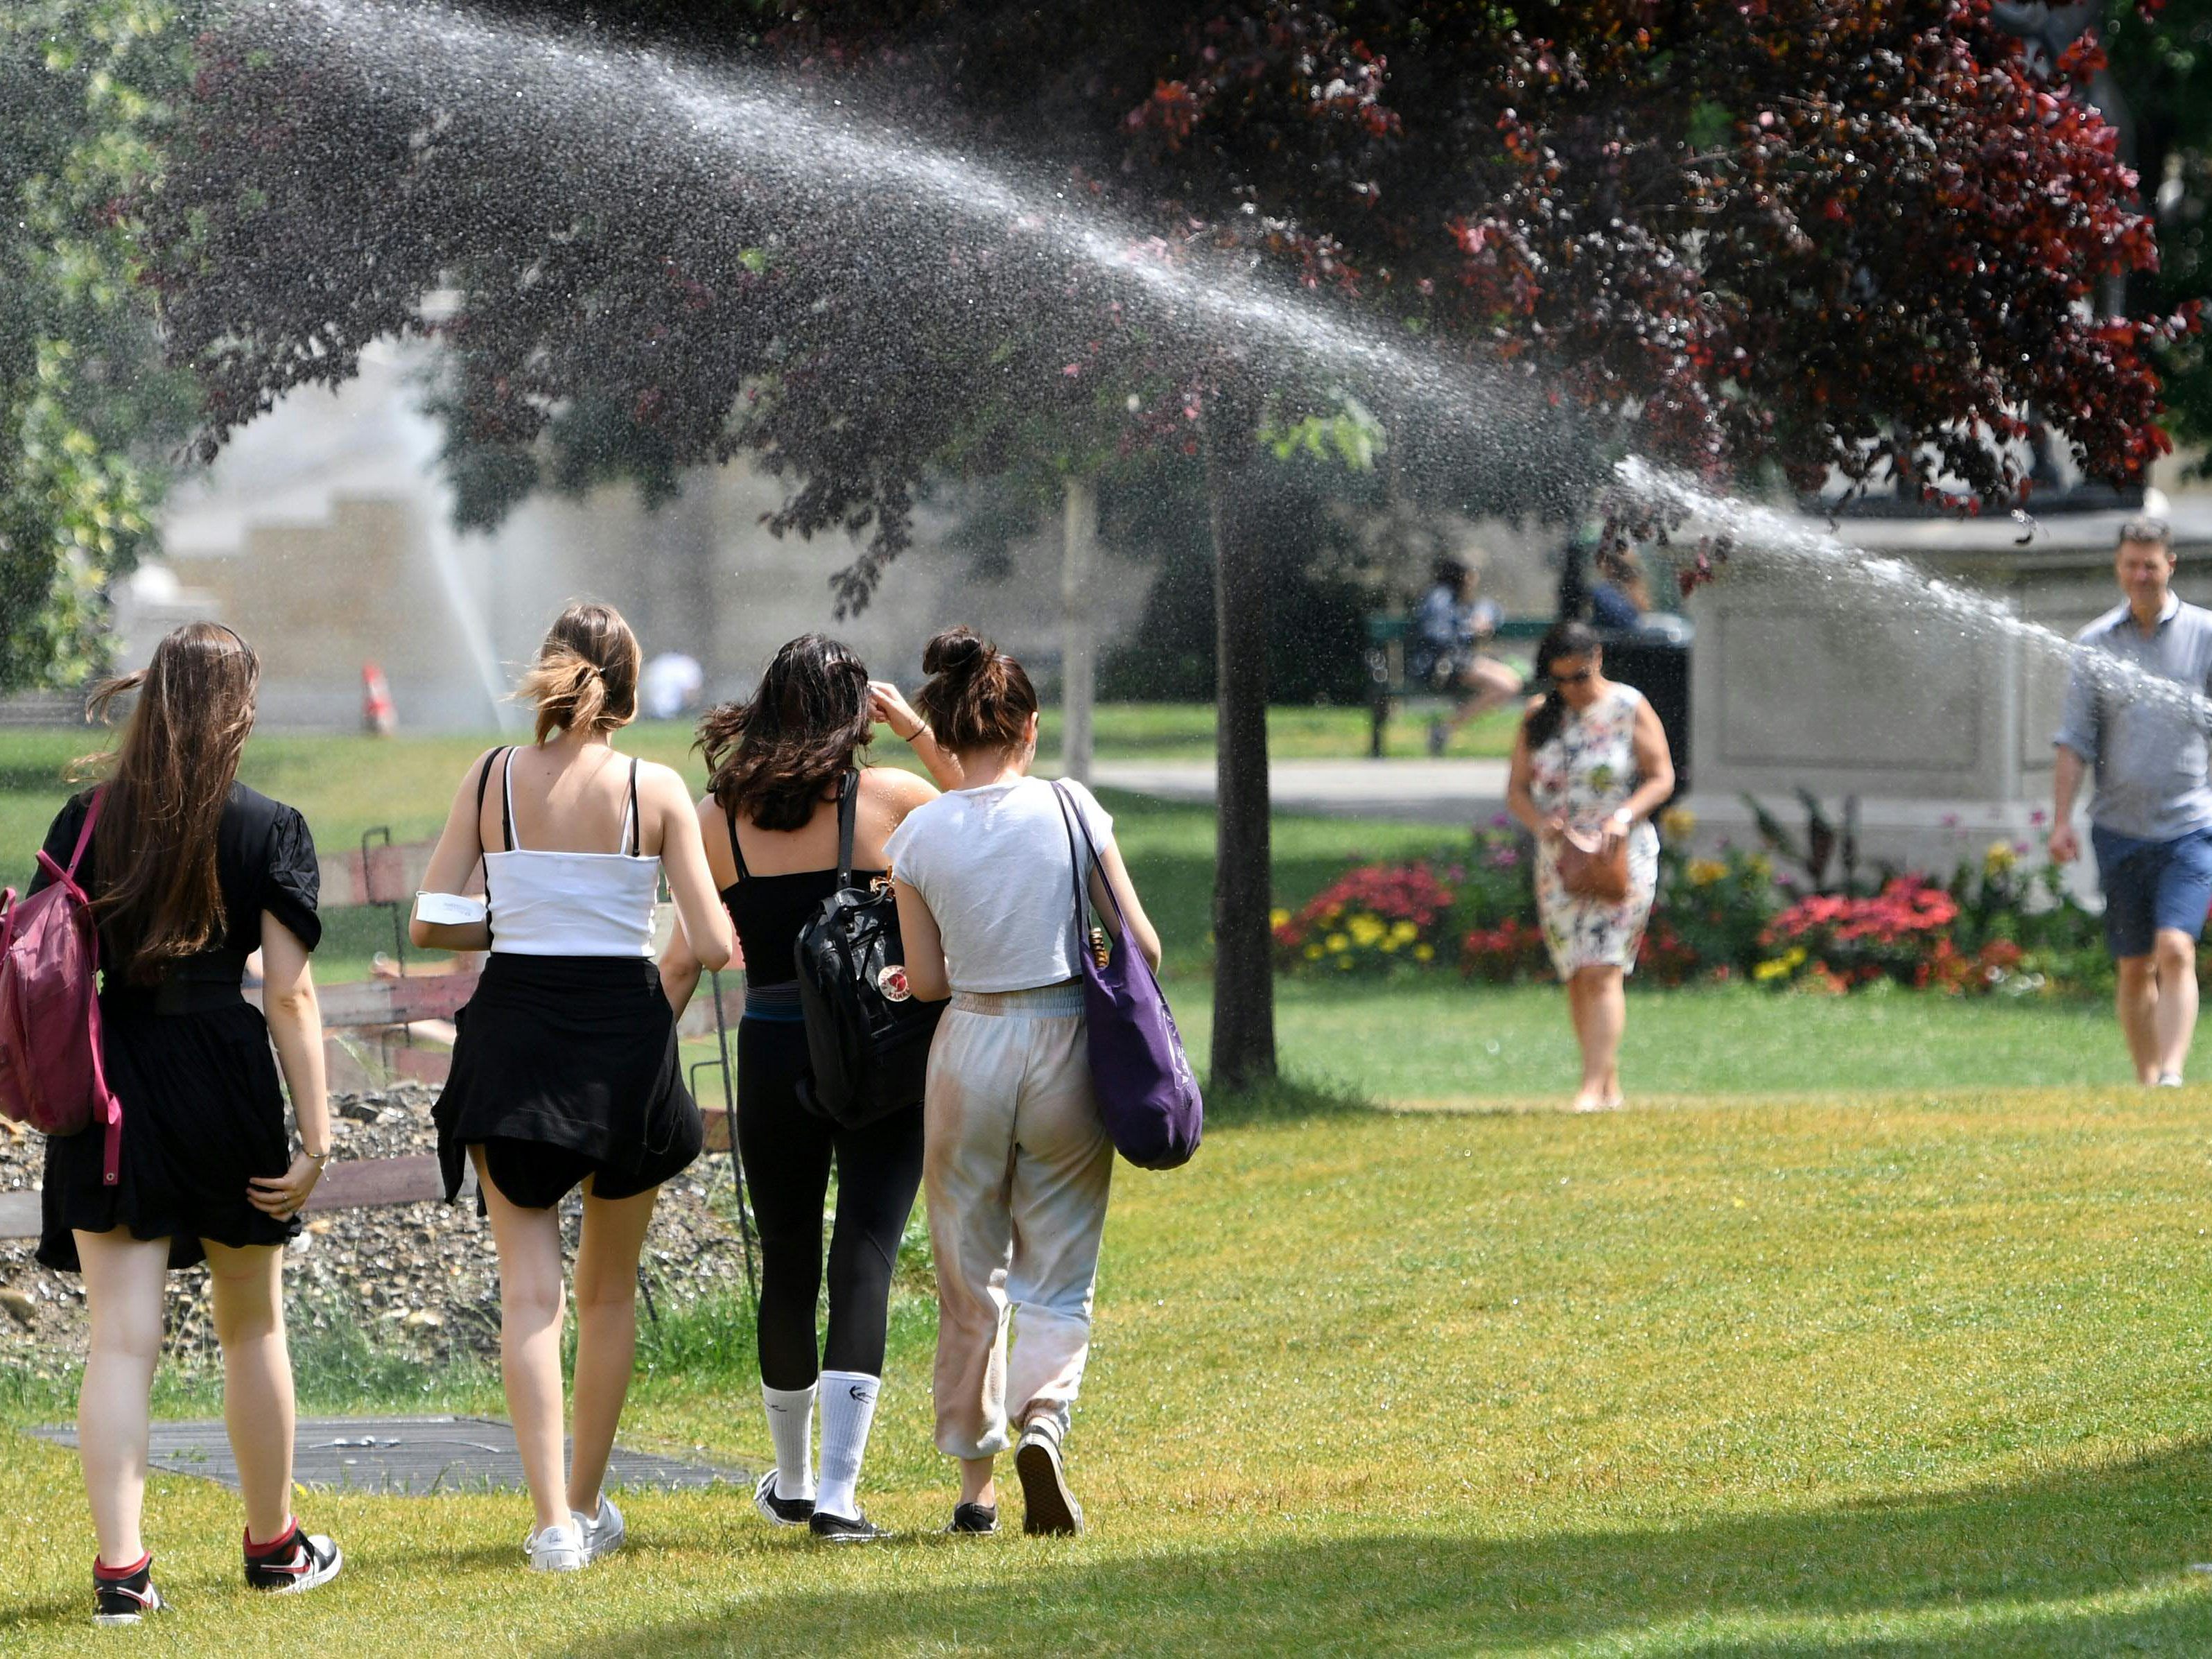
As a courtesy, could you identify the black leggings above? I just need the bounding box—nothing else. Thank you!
[736,1016,925,1390]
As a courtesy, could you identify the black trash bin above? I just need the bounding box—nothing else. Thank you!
[1595,632,1691,799]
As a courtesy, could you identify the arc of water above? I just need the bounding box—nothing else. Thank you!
[281,0,2189,729]
[1620,458,2212,727]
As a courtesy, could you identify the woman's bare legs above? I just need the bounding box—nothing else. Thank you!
[566,1181,659,1518]
[202,1240,295,1544]
[1568,965,1627,1110]
[473,1148,571,1534]
[73,1230,171,1569]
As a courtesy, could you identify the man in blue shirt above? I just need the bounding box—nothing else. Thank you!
[2050,517,2212,1086]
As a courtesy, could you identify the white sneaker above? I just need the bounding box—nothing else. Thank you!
[2158,1072,2186,1088]
[575,1496,625,1563]
[525,1521,586,1573]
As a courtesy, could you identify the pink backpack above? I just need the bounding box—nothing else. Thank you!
[0,792,121,1185]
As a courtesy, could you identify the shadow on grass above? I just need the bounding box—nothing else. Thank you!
[1200,1071,1381,1129]
[568,1443,2212,1657]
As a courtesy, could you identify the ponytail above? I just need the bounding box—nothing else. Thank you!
[914,626,1038,755]
[515,601,639,743]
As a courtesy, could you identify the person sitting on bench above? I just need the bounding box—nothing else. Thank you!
[1413,554,1525,756]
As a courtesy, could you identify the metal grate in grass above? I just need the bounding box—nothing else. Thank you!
[27,1416,743,1495]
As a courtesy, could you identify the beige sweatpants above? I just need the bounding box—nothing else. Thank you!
[924,982,1114,1461]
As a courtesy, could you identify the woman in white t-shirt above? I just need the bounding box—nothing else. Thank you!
[887,627,1160,1538]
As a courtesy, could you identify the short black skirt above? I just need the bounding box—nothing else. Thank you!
[433,953,702,1210]
[38,995,300,1274]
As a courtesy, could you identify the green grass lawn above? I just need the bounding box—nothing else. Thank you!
[10,1084,2212,1653]
[15,728,2212,1653]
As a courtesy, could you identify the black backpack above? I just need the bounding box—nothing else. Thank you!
[792,774,943,1128]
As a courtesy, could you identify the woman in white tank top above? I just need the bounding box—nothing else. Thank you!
[412,602,733,1574]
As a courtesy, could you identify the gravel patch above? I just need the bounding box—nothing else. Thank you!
[0,1087,757,1385]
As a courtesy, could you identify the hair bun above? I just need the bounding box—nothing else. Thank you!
[923,627,989,677]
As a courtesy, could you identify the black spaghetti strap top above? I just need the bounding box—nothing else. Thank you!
[718,787,882,989]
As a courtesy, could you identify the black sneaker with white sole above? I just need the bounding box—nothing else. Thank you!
[947,1502,998,1535]
[809,1509,889,1543]
[1015,1423,1084,1536]
[92,1554,166,1626]
[243,1521,344,1594]
[754,1470,816,1528]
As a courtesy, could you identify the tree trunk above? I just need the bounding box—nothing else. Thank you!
[1205,406,1276,1090]
[1061,475,1097,786]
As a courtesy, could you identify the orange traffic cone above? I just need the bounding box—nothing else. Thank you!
[361,661,397,736]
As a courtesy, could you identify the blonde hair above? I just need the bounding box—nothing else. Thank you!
[515,601,641,744]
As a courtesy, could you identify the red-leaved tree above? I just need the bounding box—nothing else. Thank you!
[146,0,2188,1087]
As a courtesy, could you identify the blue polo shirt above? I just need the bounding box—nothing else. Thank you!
[2053,592,2212,842]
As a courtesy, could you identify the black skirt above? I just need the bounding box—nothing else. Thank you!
[433,953,702,1210]
[37,990,301,1274]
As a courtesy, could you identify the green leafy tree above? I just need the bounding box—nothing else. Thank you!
[0,0,197,691]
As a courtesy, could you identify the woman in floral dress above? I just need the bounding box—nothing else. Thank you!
[1506,621,1677,1111]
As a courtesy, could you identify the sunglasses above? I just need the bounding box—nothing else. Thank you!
[1549,668,1596,686]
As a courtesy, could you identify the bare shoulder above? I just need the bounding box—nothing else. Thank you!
[456,745,507,795]
[634,758,695,805]
[863,763,939,813]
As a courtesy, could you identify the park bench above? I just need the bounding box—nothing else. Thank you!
[1364,611,1551,758]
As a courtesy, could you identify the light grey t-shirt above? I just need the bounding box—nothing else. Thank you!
[2053,593,2212,842]
[885,774,1113,993]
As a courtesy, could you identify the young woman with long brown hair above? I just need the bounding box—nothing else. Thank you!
[661,634,959,1541]
[27,622,340,1625]
[414,601,734,1573]
[888,627,1162,1537]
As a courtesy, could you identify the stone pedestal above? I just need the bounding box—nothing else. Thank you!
[1680,496,2212,879]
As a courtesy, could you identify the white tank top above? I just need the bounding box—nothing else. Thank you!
[482,749,661,957]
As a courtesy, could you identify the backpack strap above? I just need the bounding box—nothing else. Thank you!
[66,788,103,881]
[64,788,123,1187]
[835,771,858,887]
[497,747,520,852]
[724,801,750,883]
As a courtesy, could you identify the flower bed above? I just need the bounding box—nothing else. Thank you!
[1273,810,2111,995]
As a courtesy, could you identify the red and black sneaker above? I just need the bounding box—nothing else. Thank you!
[243,1519,344,1595]
[93,1552,166,1626]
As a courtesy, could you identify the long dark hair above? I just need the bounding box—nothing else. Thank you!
[514,600,641,745]
[914,626,1037,754]
[77,623,261,985]
[1523,620,1601,752]
[699,635,873,832]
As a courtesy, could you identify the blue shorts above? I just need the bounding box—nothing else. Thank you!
[2092,826,2212,959]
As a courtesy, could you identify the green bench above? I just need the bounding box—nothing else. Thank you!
[1364,611,1550,758]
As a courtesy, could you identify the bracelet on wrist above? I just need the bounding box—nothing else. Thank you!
[303,1147,331,1165]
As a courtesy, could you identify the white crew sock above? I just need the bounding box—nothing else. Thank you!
[815,1370,880,1521]
[762,1382,817,1502]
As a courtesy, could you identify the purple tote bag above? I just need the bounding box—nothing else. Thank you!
[1052,782,1201,1170]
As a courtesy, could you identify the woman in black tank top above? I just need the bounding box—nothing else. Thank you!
[661,635,960,1540]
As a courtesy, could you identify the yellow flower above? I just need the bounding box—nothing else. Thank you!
[1324,932,1350,953]
[1747,854,1773,881]
[1303,944,1324,961]
[1390,919,1418,943]
[1348,914,1386,946]
[1413,943,1436,962]
[1334,953,1354,971]
[1381,937,1400,952]
[1752,957,1794,983]
[1984,840,2017,879]
[1687,858,1728,887]
[1270,907,1291,929]
[1660,806,1697,840]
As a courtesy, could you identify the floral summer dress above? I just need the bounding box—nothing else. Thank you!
[1529,681,1661,976]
